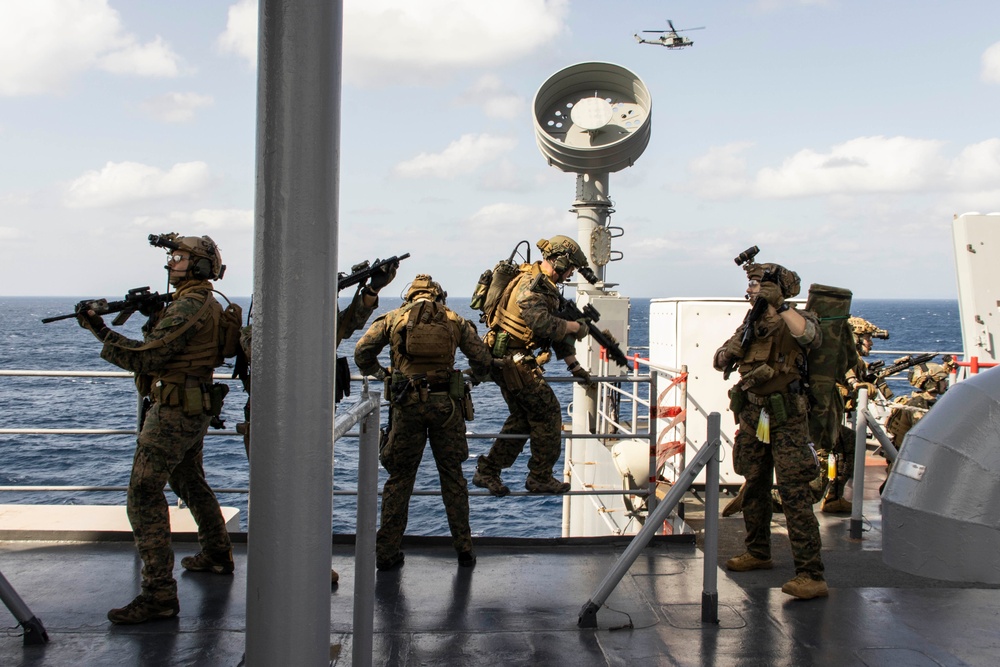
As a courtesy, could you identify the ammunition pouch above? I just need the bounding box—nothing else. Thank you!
[449,370,464,399]
[492,330,510,358]
[768,393,788,427]
[727,386,746,423]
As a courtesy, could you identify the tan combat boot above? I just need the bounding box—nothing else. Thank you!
[725,552,773,572]
[107,594,180,624]
[781,574,829,600]
[525,473,570,494]
[821,497,852,514]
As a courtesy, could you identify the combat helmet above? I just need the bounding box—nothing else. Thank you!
[537,235,589,274]
[149,232,226,280]
[908,362,949,394]
[405,274,446,303]
[849,317,889,339]
[746,262,801,298]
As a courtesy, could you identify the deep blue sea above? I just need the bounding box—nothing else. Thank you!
[0,296,962,538]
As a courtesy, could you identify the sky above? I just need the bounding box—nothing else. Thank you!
[2,0,999,299]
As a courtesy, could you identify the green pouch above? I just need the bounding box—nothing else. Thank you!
[728,386,746,420]
[183,386,204,417]
[492,331,509,357]
[449,370,464,399]
[768,393,788,427]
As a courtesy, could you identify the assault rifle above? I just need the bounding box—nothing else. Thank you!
[41,286,173,326]
[556,298,629,367]
[865,352,938,382]
[337,253,410,292]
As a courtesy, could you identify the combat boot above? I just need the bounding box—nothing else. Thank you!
[458,549,477,568]
[781,574,829,600]
[525,473,570,494]
[721,483,745,517]
[472,456,510,497]
[181,549,235,574]
[331,568,339,586]
[376,551,405,571]
[725,551,773,572]
[107,594,179,625]
[821,497,852,514]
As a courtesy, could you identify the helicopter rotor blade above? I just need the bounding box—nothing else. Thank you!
[667,19,676,31]
[641,29,663,33]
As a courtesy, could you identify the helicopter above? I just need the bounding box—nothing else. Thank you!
[633,19,705,49]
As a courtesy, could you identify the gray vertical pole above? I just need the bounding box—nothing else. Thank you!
[701,413,720,624]
[647,371,658,518]
[352,391,380,667]
[246,1,342,665]
[850,388,868,539]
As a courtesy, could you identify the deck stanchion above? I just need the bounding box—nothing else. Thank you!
[351,389,381,667]
[700,413,720,624]
[578,412,721,628]
[850,387,868,539]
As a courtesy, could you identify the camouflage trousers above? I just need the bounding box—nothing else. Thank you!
[128,401,232,600]
[377,393,472,560]
[479,360,562,478]
[733,401,824,578]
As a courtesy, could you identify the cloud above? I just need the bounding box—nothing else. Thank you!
[133,208,253,231]
[217,0,257,66]
[0,227,24,241]
[0,0,183,96]
[982,42,1000,84]
[392,134,517,179]
[754,136,947,197]
[947,139,1000,190]
[684,136,964,200]
[217,0,569,85]
[96,35,182,77]
[455,75,526,120]
[64,161,214,208]
[140,92,215,123]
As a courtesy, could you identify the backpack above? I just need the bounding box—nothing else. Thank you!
[212,290,245,360]
[471,241,531,325]
[804,284,860,453]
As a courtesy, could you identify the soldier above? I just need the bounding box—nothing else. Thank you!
[76,233,235,624]
[819,317,891,514]
[355,275,493,570]
[714,260,828,600]
[472,235,592,497]
[885,360,951,449]
[238,257,398,586]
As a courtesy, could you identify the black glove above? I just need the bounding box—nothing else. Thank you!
[567,361,595,390]
[368,260,399,292]
[138,299,165,318]
[757,281,784,309]
[76,309,108,339]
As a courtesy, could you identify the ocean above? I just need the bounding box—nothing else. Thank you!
[0,296,963,538]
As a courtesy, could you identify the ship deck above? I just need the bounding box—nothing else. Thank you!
[2,457,999,666]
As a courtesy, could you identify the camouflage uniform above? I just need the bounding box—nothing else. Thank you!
[98,279,232,603]
[716,283,826,582]
[355,278,492,566]
[475,261,577,489]
[885,361,950,447]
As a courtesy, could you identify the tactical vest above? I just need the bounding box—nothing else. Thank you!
[737,311,805,396]
[390,299,460,379]
[110,282,222,388]
[491,263,542,349]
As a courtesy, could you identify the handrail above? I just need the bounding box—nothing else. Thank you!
[0,368,668,517]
